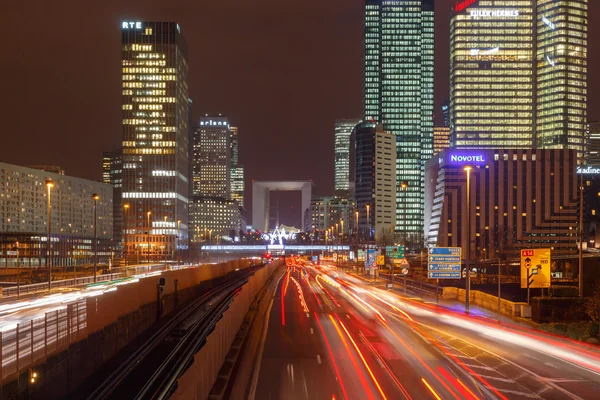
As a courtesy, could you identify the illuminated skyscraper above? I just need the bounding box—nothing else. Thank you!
[535,0,587,156]
[588,121,600,164]
[192,116,231,198]
[229,126,245,208]
[450,1,535,149]
[441,101,450,128]
[433,126,450,156]
[334,119,360,197]
[363,0,434,238]
[121,21,189,263]
[230,126,239,166]
[102,148,123,253]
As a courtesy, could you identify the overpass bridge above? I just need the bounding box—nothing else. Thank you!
[202,244,350,257]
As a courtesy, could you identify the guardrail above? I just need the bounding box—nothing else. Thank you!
[379,272,443,297]
[0,263,175,298]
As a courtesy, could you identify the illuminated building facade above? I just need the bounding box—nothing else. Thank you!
[307,196,353,235]
[192,116,231,198]
[363,0,434,237]
[579,165,600,248]
[231,166,245,208]
[433,126,450,156]
[0,163,113,267]
[334,119,360,197]
[102,148,123,254]
[424,149,579,258]
[588,121,600,164]
[121,21,189,263]
[536,0,587,155]
[189,196,241,242]
[450,0,535,149]
[351,122,397,241]
[441,101,450,127]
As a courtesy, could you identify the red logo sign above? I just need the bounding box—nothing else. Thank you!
[521,250,534,257]
[455,0,477,12]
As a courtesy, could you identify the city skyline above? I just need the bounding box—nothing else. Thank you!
[1,1,599,226]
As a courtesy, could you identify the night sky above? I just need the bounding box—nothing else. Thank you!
[1,1,598,226]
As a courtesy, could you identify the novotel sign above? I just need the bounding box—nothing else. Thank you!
[122,21,142,29]
[449,154,486,163]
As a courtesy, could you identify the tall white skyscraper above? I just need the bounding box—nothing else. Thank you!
[334,119,359,198]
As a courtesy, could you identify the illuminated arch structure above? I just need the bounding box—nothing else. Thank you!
[252,181,312,232]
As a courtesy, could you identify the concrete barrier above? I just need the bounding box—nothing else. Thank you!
[0,259,261,400]
[171,261,281,400]
[442,287,529,318]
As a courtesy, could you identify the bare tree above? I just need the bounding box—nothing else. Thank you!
[376,227,395,247]
[586,283,600,326]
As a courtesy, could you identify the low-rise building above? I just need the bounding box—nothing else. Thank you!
[0,163,113,268]
[424,149,579,259]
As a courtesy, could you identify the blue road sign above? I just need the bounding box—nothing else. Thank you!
[428,255,461,263]
[428,271,461,279]
[429,247,461,256]
[428,264,461,271]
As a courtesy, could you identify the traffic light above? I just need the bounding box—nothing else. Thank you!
[29,368,38,384]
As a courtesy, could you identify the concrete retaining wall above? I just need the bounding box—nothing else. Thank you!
[171,262,280,400]
[0,259,260,400]
[442,287,529,317]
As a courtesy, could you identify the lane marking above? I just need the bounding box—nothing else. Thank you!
[310,328,314,335]
[475,374,514,384]
[346,314,351,319]
[421,378,442,400]
[306,312,310,318]
[317,354,322,364]
[496,388,540,399]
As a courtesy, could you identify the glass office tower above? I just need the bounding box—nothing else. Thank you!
[334,119,360,198]
[121,21,189,263]
[536,0,587,156]
[450,1,535,149]
[363,0,434,240]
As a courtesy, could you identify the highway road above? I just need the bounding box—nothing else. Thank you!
[253,261,600,399]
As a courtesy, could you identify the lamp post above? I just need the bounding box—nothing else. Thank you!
[147,211,152,264]
[177,219,181,264]
[340,219,344,246]
[164,216,168,265]
[15,241,20,298]
[464,166,472,312]
[92,193,99,283]
[366,203,370,243]
[123,203,130,267]
[400,181,408,246]
[45,179,54,290]
[579,157,584,298]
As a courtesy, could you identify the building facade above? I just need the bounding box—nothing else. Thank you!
[441,100,450,127]
[27,165,65,175]
[231,166,245,208]
[425,149,579,259]
[102,148,123,255]
[121,21,189,263]
[189,196,241,243]
[434,126,450,156]
[192,116,231,198]
[0,163,113,268]
[579,165,600,249]
[587,121,600,165]
[351,122,397,241]
[306,196,353,235]
[334,119,360,197]
[450,1,535,149]
[363,0,434,237]
[535,0,587,155]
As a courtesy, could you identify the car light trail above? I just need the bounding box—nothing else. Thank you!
[328,315,376,400]
[436,366,477,400]
[457,378,480,400]
[421,378,442,400]
[337,317,388,400]
[290,277,309,313]
[314,313,349,400]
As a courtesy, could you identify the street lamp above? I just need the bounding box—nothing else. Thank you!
[400,181,408,246]
[177,219,181,264]
[464,166,472,312]
[147,211,152,264]
[92,193,99,283]
[340,219,344,245]
[123,203,130,266]
[366,203,370,242]
[164,216,168,265]
[45,179,54,290]
[15,241,20,298]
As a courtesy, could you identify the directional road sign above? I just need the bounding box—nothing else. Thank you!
[428,271,461,279]
[429,247,461,256]
[520,249,551,288]
[428,255,461,263]
[428,264,461,271]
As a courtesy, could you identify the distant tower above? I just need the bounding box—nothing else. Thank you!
[192,116,231,198]
[334,119,360,198]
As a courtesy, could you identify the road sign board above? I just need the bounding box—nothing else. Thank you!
[429,247,461,256]
[395,257,409,266]
[520,249,551,288]
[377,255,385,266]
[401,268,409,275]
[428,255,461,263]
[428,264,461,271]
[428,271,461,279]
